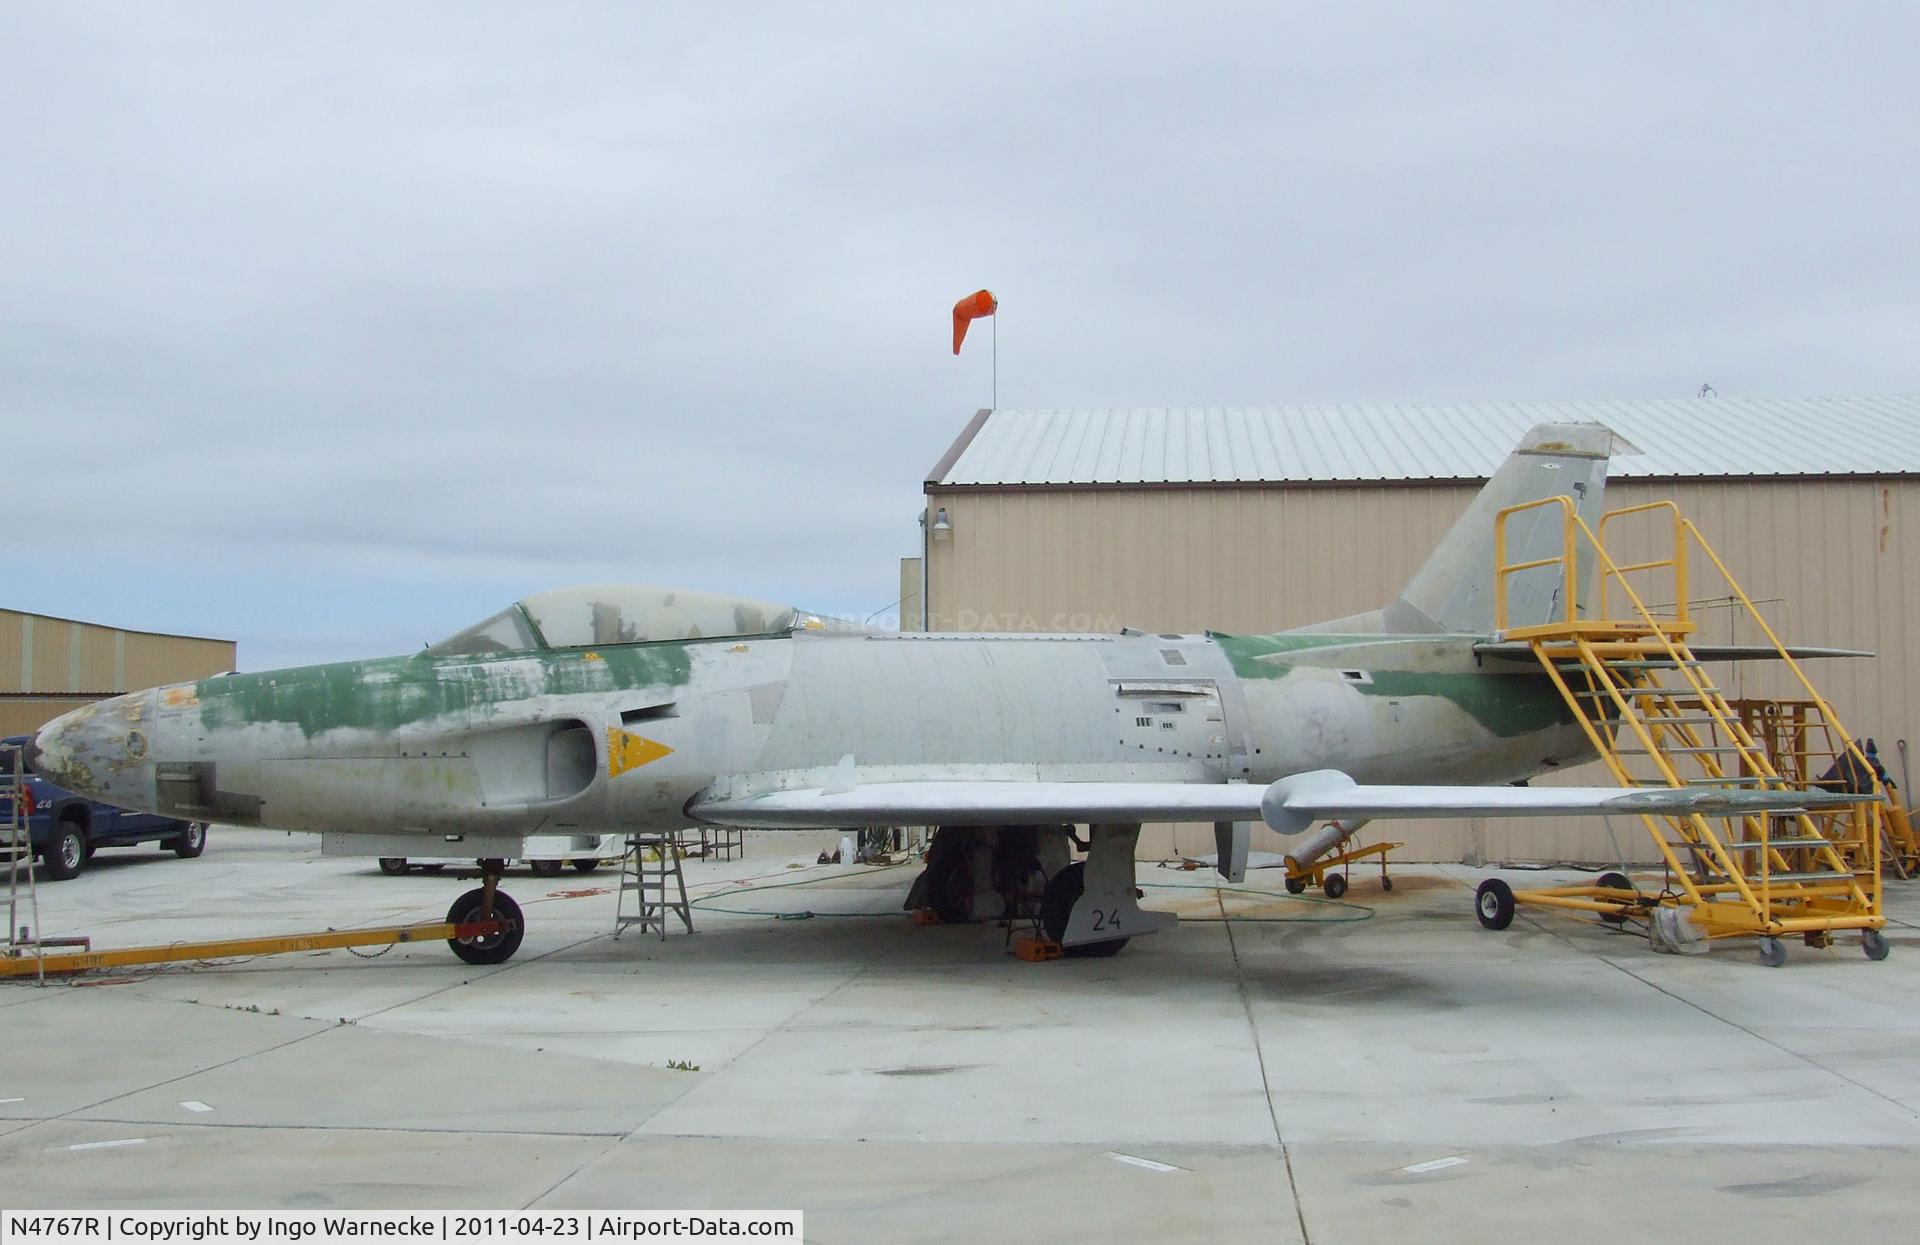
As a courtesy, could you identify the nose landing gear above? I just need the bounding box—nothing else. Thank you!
[446,859,524,965]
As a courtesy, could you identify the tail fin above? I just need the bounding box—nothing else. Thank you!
[1382,422,1616,635]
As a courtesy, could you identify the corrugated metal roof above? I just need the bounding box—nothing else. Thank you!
[929,397,1920,487]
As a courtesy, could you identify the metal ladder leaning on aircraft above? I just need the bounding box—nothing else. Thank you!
[1474,498,1892,966]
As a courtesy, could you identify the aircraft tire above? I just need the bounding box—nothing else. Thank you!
[1040,862,1130,959]
[447,888,525,965]
[1475,879,1515,930]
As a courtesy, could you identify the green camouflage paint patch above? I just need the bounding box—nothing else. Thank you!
[1217,633,1572,738]
[197,641,695,738]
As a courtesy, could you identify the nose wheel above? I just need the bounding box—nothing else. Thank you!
[446,860,524,965]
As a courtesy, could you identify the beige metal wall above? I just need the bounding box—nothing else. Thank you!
[923,478,1918,863]
[0,609,236,739]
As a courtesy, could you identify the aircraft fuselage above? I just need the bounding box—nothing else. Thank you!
[33,627,1592,841]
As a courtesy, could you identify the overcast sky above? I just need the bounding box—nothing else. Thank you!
[7,3,1918,669]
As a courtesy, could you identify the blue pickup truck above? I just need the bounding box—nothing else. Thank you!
[1,734,207,880]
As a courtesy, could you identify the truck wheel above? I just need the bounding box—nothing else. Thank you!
[43,823,87,881]
[173,822,208,858]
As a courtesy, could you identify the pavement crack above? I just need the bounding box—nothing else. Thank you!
[1219,890,1311,1245]
[1599,955,1920,1125]
[1,1018,339,1149]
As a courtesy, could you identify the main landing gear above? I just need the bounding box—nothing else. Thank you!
[445,858,525,965]
[908,822,1174,958]
[1043,823,1174,958]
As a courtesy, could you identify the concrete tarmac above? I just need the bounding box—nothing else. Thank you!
[3,832,1918,1242]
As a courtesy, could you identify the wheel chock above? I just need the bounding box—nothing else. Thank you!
[1012,936,1063,962]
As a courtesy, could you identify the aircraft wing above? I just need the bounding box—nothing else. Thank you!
[690,769,1870,834]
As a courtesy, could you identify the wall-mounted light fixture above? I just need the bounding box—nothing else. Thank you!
[931,507,952,539]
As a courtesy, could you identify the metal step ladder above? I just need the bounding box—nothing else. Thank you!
[1493,498,1888,964]
[614,831,693,940]
[4,744,48,981]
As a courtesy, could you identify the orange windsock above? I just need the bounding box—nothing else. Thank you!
[951,289,997,355]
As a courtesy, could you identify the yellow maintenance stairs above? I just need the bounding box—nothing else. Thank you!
[1485,499,1892,967]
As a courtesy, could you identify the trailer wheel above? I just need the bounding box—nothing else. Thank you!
[1863,929,1890,961]
[1757,936,1787,968]
[1475,878,1515,930]
[447,888,524,965]
[571,859,601,874]
[1323,872,1348,900]
[1595,871,1631,924]
[530,860,564,878]
[1284,876,1308,895]
[378,858,409,876]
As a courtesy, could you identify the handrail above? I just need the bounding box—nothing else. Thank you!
[1597,500,1688,625]
[1682,518,1887,888]
[1492,495,1578,632]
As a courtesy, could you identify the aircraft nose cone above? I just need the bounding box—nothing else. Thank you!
[30,690,159,807]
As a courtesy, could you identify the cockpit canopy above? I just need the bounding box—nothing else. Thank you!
[427,585,855,656]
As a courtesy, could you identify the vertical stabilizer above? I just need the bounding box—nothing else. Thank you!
[1382,422,1615,634]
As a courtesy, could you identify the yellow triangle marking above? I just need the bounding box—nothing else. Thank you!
[608,727,674,777]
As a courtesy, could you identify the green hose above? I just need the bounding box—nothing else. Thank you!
[1138,879,1373,923]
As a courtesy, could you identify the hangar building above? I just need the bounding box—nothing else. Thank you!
[909,396,1920,864]
[0,608,236,740]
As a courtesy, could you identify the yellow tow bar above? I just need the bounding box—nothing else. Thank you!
[0,918,505,979]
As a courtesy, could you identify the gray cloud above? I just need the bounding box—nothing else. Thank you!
[7,2,1918,668]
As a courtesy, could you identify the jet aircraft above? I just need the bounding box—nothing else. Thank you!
[28,423,1858,963]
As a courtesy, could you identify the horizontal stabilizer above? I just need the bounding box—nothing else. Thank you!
[1473,642,1872,662]
[1255,769,1869,835]
[691,771,1872,834]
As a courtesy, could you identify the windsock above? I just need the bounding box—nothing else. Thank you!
[951,289,997,355]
